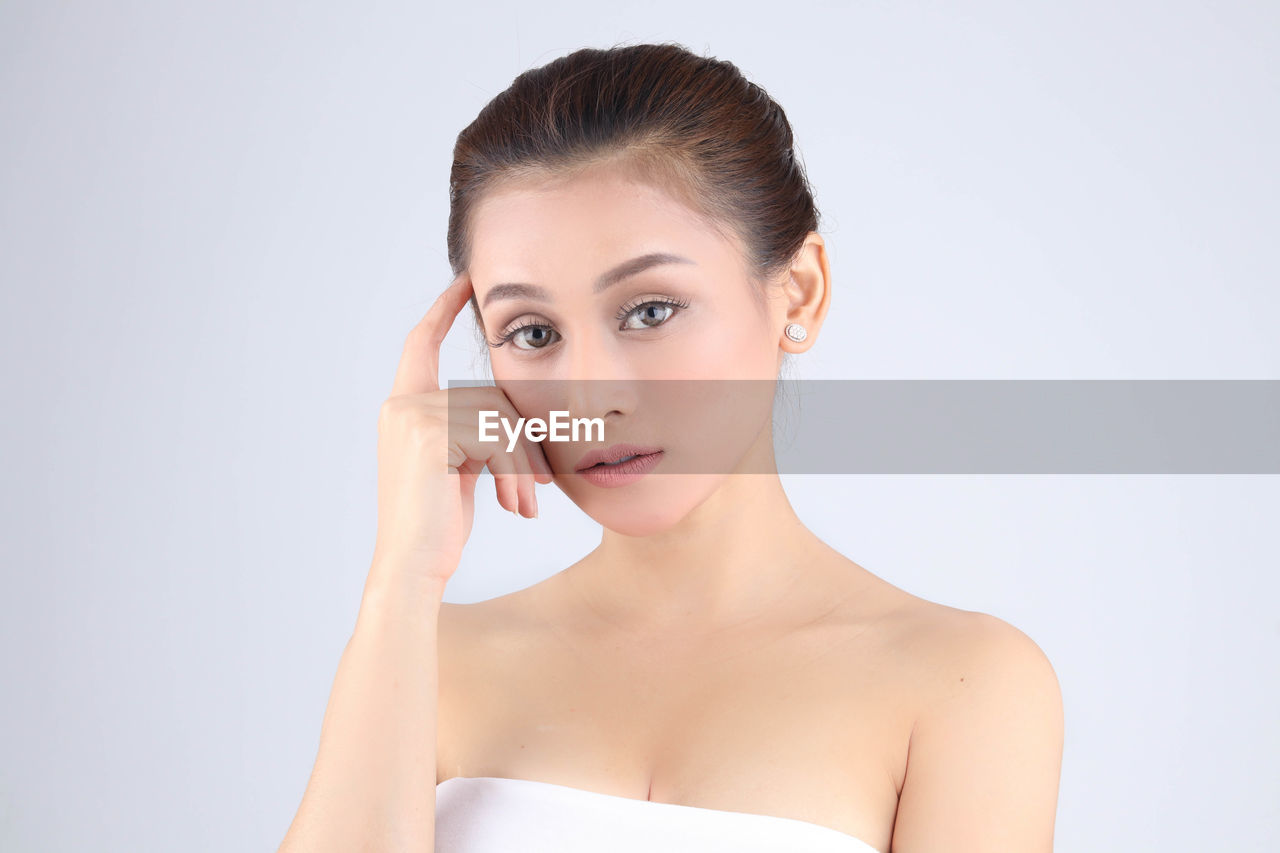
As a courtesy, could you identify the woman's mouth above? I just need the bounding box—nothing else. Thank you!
[596,453,642,466]
[574,443,664,487]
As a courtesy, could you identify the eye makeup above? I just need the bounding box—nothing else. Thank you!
[486,294,692,352]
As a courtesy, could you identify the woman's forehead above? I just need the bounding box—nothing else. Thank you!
[471,191,732,291]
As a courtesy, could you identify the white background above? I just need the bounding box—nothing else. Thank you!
[1,1,1276,850]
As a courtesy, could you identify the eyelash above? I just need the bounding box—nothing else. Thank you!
[487,296,692,351]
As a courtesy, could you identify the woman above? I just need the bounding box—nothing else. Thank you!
[277,43,1064,853]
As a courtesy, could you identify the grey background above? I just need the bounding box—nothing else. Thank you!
[1,1,1276,851]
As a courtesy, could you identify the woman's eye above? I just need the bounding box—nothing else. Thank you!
[620,302,677,330]
[493,298,688,352]
[510,325,560,350]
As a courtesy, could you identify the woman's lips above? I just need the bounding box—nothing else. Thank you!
[573,442,664,472]
[574,449,664,488]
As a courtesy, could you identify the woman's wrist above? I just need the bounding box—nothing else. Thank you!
[356,553,452,630]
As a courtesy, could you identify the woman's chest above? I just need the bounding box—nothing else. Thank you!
[436,614,914,850]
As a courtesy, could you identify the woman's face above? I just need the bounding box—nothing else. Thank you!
[466,163,787,534]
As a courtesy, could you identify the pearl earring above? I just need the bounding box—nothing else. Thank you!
[784,322,807,343]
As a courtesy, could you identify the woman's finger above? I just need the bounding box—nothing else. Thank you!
[508,439,538,518]
[484,445,522,515]
[389,274,474,399]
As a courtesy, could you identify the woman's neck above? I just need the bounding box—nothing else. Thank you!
[567,469,831,638]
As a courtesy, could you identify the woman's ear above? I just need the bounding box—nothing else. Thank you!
[778,232,831,352]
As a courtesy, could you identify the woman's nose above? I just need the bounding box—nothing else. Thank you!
[563,337,635,420]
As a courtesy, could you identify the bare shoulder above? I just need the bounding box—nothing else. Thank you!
[437,588,543,664]
[435,589,547,783]
[875,590,1063,751]
[435,581,559,697]
[882,597,1065,851]
[821,552,1059,695]
[808,549,1062,730]
[435,594,520,695]
[894,600,1061,707]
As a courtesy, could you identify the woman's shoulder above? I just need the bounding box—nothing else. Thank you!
[871,584,1062,739]
[879,587,1052,672]
[435,575,575,684]
[810,548,1059,710]
[437,586,543,656]
[868,581,1064,845]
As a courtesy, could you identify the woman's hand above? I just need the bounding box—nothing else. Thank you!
[371,274,553,587]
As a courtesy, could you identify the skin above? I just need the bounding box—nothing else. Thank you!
[434,159,1065,852]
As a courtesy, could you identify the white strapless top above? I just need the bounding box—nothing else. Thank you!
[435,776,881,852]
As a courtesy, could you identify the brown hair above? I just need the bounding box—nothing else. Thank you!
[447,41,821,334]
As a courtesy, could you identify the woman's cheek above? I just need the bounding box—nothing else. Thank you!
[664,315,771,379]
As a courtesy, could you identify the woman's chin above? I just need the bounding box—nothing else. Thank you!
[589,508,689,537]
[596,509,684,537]
[566,473,727,536]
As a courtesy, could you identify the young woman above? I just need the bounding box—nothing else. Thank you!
[277,43,1064,853]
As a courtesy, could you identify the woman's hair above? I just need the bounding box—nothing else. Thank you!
[447,41,822,333]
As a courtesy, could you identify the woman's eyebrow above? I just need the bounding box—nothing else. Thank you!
[480,252,695,308]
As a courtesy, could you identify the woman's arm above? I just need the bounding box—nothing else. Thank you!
[890,612,1065,852]
[275,562,447,853]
